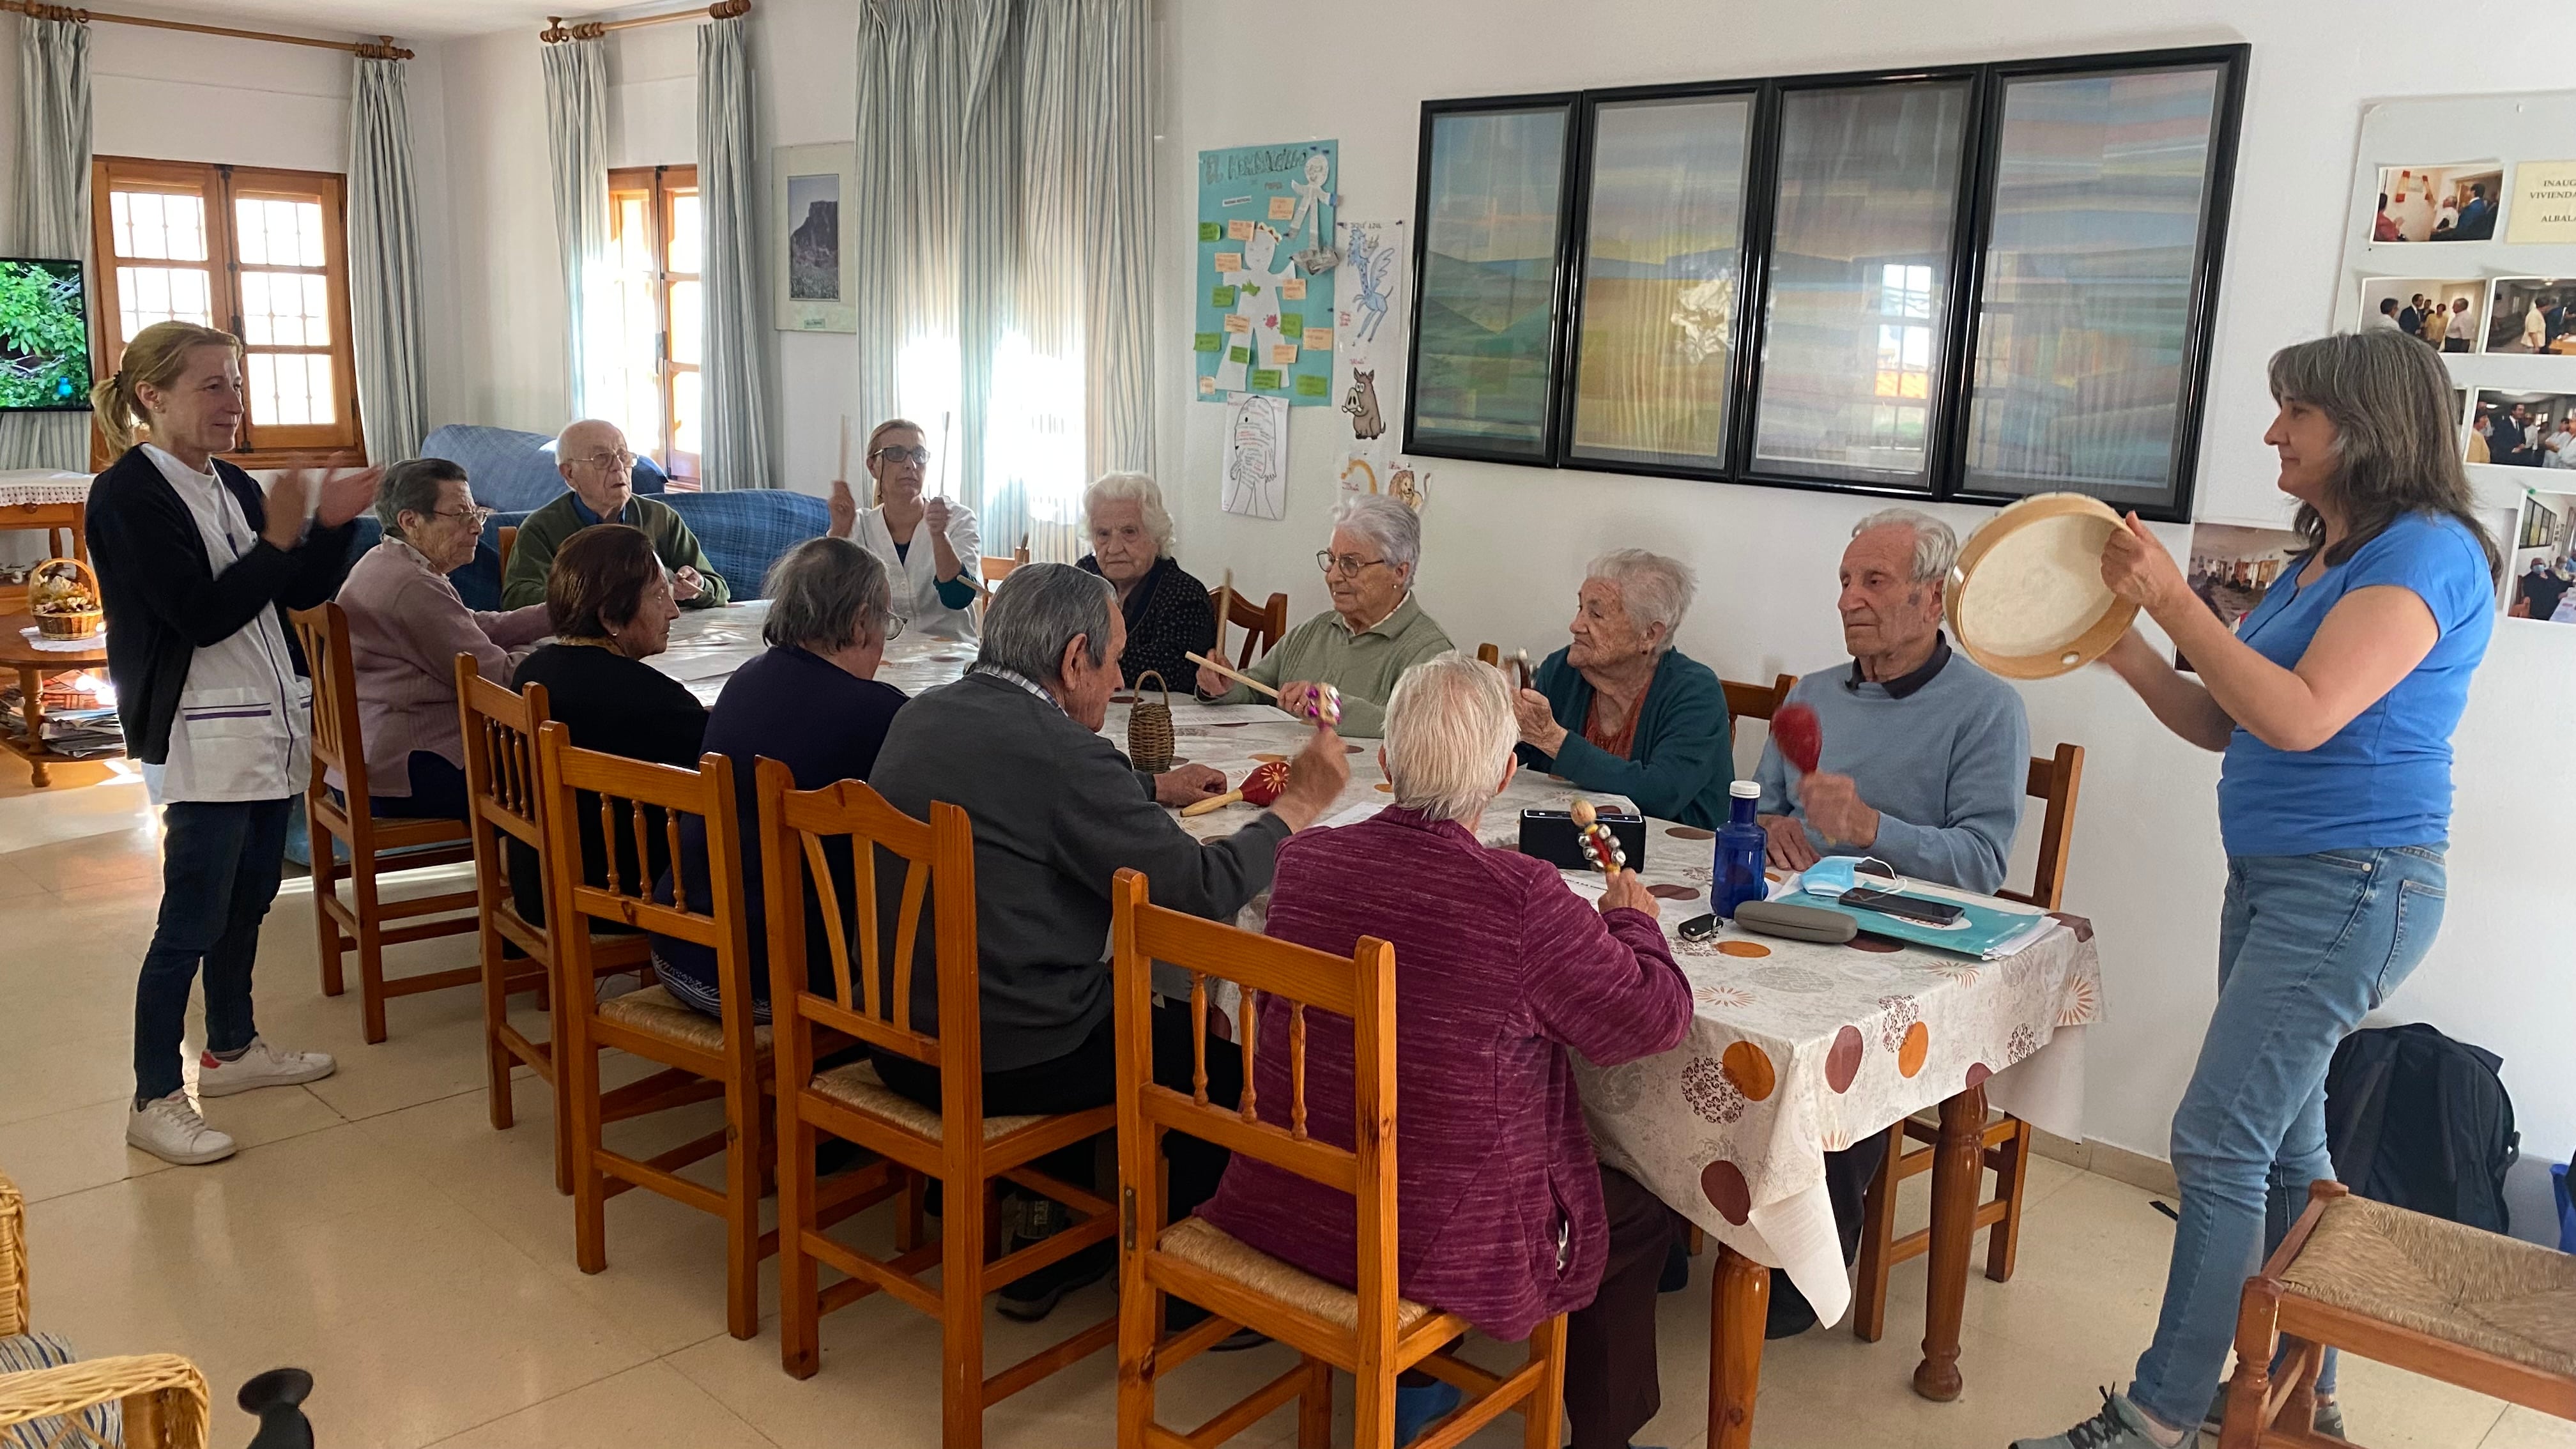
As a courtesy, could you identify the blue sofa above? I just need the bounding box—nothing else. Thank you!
[417,424,667,511]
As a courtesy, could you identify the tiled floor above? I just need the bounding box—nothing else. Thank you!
[2,763,2565,1448]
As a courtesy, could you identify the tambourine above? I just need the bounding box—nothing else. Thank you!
[1947,493,2142,680]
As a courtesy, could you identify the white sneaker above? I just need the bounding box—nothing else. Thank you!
[128,1091,237,1165]
[195,1037,337,1098]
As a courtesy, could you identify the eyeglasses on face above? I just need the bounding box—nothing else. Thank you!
[871,445,932,468]
[576,449,637,472]
[1316,550,1391,577]
[427,505,495,526]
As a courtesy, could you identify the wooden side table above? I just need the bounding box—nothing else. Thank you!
[0,612,112,786]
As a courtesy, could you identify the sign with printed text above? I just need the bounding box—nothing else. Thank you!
[2507,160,2576,243]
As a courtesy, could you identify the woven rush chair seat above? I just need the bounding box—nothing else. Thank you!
[1156,1216,1437,1335]
[2278,1192,2576,1376]
[597,985,776,1057]
[805,1061,1043,1142]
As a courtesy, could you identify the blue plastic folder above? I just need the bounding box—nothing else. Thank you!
[1777,871,2058,960]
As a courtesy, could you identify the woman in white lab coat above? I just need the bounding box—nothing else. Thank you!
[827,418,981,640]
[86,321,379,1167]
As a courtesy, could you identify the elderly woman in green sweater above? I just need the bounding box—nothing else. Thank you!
[1512,549,1736,829]
[1191,493,1452,737]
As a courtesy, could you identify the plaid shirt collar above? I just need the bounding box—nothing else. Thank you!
[972,663,1065,716]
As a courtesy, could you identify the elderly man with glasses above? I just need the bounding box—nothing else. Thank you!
[1191,493,1454,737]
[499,418,729,610]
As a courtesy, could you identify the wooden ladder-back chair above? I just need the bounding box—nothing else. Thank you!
[537,721,772,1339]
[1853,741,2087,1342]
[2220,1179,2576,1448]
[0,1169,212,1447]
[758,762,1116,1444]
[454,661,652,1192]
[496,524,517,578]
[289,601,480,1043]
[1110,868,1568,1449]
[1719,673,1797,723]
[1214,588,1291,670]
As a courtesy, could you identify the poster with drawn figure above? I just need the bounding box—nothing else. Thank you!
[1197,141,1338,404]
[1222,394,1290,520]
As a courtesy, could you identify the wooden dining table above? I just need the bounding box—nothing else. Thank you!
[651,603,2104,1448]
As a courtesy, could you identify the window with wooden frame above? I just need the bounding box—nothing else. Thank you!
[604,164,703,486]
[89,157,362,468]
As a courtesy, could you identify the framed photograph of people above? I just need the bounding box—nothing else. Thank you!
[2177,521,2306,672]
[2358,277,2485,353]
[2509,490,2575,622]
[2482,278,2576,355]
[2469,389,2576,468]
[2369,163,2504,242]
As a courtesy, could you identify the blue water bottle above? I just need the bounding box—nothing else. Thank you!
[1715,780,1767,920]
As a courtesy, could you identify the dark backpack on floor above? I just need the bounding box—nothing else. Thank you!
[2323,1023,2518,1232]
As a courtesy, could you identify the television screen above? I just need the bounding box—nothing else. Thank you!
[0,258,92,412]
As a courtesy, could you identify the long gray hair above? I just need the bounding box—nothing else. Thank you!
[2267,331,2499,579]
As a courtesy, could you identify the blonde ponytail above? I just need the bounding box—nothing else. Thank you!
[93,321,241,458]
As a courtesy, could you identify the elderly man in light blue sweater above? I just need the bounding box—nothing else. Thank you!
[1745,506,2030,1338]
[1755,508,2030,896]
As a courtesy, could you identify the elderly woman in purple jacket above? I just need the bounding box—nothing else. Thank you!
[1195,654,1694,1449]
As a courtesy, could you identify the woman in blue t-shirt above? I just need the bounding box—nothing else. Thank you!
[2016,331,2499,1449]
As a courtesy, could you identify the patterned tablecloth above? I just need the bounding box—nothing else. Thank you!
[649,604,2104,1325]
[0,470,95,509]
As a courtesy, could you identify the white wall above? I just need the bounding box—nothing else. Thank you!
[429,0,858,490]
[1159,0,2576,1229]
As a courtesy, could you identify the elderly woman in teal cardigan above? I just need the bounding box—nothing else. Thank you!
[1512,549,1735,829]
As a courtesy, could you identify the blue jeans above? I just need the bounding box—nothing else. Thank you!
[2131,845,2447,1426]
[132,797,296,1103]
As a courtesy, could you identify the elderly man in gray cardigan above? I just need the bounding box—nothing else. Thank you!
[868,562,1350,1321]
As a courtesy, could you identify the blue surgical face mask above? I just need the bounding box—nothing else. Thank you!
[1799,856,1896,898]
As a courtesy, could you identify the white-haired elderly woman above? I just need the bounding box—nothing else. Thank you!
[1513,548,1736,829]
[1192,493,1453,737]
[1197,655,1692,1449]
[1074,471,1216,687]
[650,536,909,1021]
[336,456,551,820]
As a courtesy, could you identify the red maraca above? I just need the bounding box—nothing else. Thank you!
[1179,758,1291,816]
[1772,702,1822,775]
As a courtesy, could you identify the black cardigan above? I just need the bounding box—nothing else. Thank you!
[85,447,357,765]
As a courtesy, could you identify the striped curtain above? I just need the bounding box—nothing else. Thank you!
[696,15,772,490]
[853,0,1153,563]
[347,56,428,464]
[542,38,612,418]
[0,17,91,471]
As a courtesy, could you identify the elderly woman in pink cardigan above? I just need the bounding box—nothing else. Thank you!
[1195,654,1693,1449]
[332,458,551,819]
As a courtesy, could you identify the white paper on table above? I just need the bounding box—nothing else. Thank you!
[1314,799,1386,831]
[1558,870,1607,902]
[654,654,748,683]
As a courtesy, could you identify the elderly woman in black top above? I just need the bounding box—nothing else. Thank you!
[652,537,909,1020]
[507,524,706,917]
[1075,472,1216,689]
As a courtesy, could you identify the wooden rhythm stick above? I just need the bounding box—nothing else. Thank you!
[1184,650,1277,699]
[1183,651,1341,725]
[1569,796,1627,878]
[1213,567,1235,663]
[837,415,851,483]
